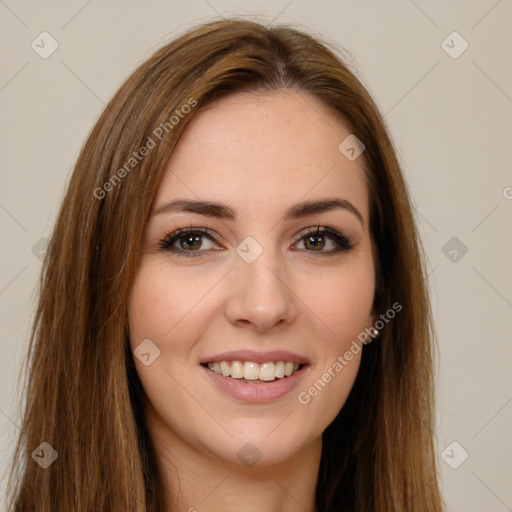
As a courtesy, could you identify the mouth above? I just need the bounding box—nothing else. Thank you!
[199,350,311,402]
[201,360,306,384]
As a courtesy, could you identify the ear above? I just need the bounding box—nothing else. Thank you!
[368,309,377,329]
[364,310,379,341]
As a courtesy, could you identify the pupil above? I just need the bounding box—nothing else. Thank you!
[182,234,201,250]
[306,235,324,250]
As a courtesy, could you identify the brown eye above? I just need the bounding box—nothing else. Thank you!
[178,234,203,251]
[159,228,219,257]
[294,227,353,254]
[303,234,327,251]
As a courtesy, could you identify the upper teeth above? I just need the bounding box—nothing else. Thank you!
[206,361,300,381]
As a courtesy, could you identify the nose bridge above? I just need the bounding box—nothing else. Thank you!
[224,236,296,330]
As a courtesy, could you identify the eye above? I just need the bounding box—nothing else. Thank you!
[158,227,220,257]
[159,225,354,258]
[293,226,354,254]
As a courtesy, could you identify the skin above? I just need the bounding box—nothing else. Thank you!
[128,89,377,512]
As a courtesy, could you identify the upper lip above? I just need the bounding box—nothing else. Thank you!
[200,350,310,365]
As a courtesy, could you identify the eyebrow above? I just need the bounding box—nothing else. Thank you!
[152,197,365,227]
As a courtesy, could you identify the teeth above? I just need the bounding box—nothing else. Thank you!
[230,361,243,378]
[220,361,230,377]
[206,360,303,381]
[243,362,260,380]
[259,362,275,381]
[275,361,285,378]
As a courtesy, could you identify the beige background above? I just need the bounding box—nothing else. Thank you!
[1,1,511,510]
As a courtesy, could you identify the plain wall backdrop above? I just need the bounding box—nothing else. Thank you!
[1,1,511,510]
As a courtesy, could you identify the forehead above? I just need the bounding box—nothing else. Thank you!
[155,90,369,223]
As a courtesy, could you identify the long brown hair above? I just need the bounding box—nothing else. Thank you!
[5,18,445,511]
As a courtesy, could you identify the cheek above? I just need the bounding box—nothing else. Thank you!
[292,265,373,425]
[127,266,204,413]
[128,271,168,348]
[300,264,375,337]
[127,262,211,348]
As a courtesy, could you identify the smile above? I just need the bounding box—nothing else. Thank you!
[204,361,302,383]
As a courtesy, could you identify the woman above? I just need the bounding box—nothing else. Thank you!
[5,18,445,511]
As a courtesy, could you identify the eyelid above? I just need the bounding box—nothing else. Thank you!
[295,225,333,241]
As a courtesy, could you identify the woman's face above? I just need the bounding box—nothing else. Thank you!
[128,90,376,468]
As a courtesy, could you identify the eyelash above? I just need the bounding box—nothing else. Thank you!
[158,225,354,258]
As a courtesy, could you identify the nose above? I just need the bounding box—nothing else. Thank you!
[224,247,297,332]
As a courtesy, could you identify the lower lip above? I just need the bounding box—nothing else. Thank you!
[201,364,309,404]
